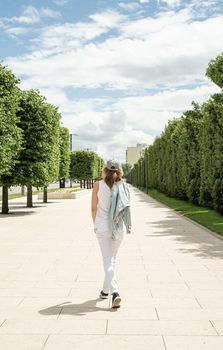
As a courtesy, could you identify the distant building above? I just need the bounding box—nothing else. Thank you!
[126,143,147,167]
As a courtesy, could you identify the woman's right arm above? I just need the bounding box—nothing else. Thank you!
[91,181,99,223]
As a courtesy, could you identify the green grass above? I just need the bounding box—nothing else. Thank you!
[0,185,83,201]
[139,187,223,237]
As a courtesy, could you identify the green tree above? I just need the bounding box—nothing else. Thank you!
[199,94,223,212]
[42,103,61,202]
[70,150,104,188]
[0,64,23,214]
[59,126,70,188]
[182,102,203,203]
[121,163,132,178]
[15,89,61,207]
[206,53,223,89]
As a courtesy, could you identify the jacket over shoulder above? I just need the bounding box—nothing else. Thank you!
[108,180,132,240]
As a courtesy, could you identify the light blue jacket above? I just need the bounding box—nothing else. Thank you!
[108,180,132,240]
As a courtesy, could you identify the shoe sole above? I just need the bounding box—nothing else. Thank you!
[112,296,121,308]
[100,295,108,299]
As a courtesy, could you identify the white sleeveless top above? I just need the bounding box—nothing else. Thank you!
[94,179,123,234]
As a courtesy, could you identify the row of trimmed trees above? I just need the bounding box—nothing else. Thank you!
[70,150,104,188]
[0,63,72,213]
[127,53,223,214]
[0,64,104,214]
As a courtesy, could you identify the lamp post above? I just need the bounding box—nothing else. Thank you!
[70,133,78,152]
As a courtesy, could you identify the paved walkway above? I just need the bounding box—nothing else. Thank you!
[0,185,223,349]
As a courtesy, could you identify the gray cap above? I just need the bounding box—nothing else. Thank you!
[106,159,121,171]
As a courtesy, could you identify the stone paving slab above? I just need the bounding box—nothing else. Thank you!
[164,336,223,349]
[44,335,165,350]
[106,319,217,335]
[157,308,223,321]
[0,185,223,349]
[0,335,48,350]
[0,319,107,335]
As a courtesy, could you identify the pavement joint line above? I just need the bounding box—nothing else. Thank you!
[209,320,220,335]
[155,307,159,320]
[184,281,192,291]
[41,334,50,350]
[17,297,25,306]
[56,307,63,320]
[176,269,183,277]
[162,335,168,350]
[0,319,6,328]
[148,288,153,298]
[194,297,203,308]
[146,274,150,283]
[203,264,212,271]
[74,274,79,282]
[214,275,223,283]
[66,288,72,298]
[105,319,108,334]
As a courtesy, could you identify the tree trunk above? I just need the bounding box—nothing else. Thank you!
[21,185,25,195]
[59,178,65,188]
[70,179,72,188]
[2,186,9,214]
[80,179,82,188]
[84,179,86,188]
[27,184,33,207]
[43,186,47,203]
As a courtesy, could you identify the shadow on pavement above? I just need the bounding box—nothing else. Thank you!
[130,186,223,260]
[0,200,62,217]
[38,299,117,317]
[145,212,223,260]
[0,204,48,217]
[131,188,163,208]
[0,211,37,217]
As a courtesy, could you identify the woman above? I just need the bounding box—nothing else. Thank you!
[91,159,131,309]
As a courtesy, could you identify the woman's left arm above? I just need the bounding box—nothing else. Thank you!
[91,181,99,223]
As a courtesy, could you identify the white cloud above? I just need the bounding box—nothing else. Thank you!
[5,26,30,38]
[24,10,126,55]
[118,2,141,11]
[190,0,218,7]
[89,10,126,28]
[115,84,220,131]
[40,8,61,19]
[139,0,150,3]
[3,5,61,25]
[32,22,110,52]
[53,0,68,6]
[7,9,223,91]
[8,6,40,24]
[161,0,181,7]
[63,108,154,162]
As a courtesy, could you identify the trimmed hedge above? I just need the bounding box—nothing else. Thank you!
[127,53,223,214]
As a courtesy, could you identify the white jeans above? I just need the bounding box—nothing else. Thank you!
[95,230,124,294]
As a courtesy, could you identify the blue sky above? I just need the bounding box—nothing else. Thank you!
[1,0,223,162]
